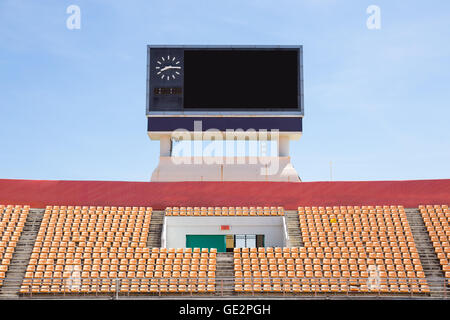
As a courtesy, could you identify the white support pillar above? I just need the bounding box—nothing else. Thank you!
[160,135,172,157]
[151,132,301,182]
[279,135,290,157]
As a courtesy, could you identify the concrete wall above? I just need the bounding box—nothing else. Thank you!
[163,216,286,248]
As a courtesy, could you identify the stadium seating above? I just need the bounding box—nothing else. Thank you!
[234,247,304,293]
[298,205,428,294]
[419,205,450,281]
[19,205,217,294]
[165,206,284,216]
[0,205,29,287]
[5,203,446,297]
[234,206,429,295]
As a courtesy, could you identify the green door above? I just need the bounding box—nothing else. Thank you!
[186,235,226,252]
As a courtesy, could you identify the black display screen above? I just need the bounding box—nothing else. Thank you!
[183,50,299,109]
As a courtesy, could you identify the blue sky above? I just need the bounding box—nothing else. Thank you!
[0,0,449,182]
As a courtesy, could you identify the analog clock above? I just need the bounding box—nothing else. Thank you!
[155,55,182,81]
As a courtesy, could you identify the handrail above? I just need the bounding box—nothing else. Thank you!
[282,215,290,246]
[21,276,449,298]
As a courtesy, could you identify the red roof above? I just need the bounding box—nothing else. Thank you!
[0,178,449,210]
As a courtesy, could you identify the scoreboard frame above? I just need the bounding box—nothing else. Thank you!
[146,45,304,116]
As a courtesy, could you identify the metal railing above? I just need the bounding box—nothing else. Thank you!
[20,276,450,299]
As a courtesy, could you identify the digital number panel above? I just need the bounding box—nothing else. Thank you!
[153,87,183,95]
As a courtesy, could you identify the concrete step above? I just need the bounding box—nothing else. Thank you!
[147,211,165,248]
[285,211,303,247]
[215,253,235,296]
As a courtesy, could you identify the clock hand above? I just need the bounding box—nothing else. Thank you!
[160,65,181,72]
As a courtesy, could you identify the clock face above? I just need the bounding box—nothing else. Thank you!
[155,55,182,81]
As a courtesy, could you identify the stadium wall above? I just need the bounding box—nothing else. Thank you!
[164,216,285,248]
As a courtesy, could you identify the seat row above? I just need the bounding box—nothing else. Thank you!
[165,206,284,216]
[235,251,420,261]
[299,205,405,212]
[21,278,216,294]
[234,277,429,294]
[45,205,152,212]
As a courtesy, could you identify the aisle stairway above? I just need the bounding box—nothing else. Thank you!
[285,211,303,247]
[405,208,448,298]
[215,252,234,296]
[0,209,44,299]
[147,210,165,248]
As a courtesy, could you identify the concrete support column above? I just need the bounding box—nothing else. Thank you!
[279,135,290,157]
[160,135,172,157]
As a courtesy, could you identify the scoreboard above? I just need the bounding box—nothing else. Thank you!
[147,45,303,113]
[146,45,304,134]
